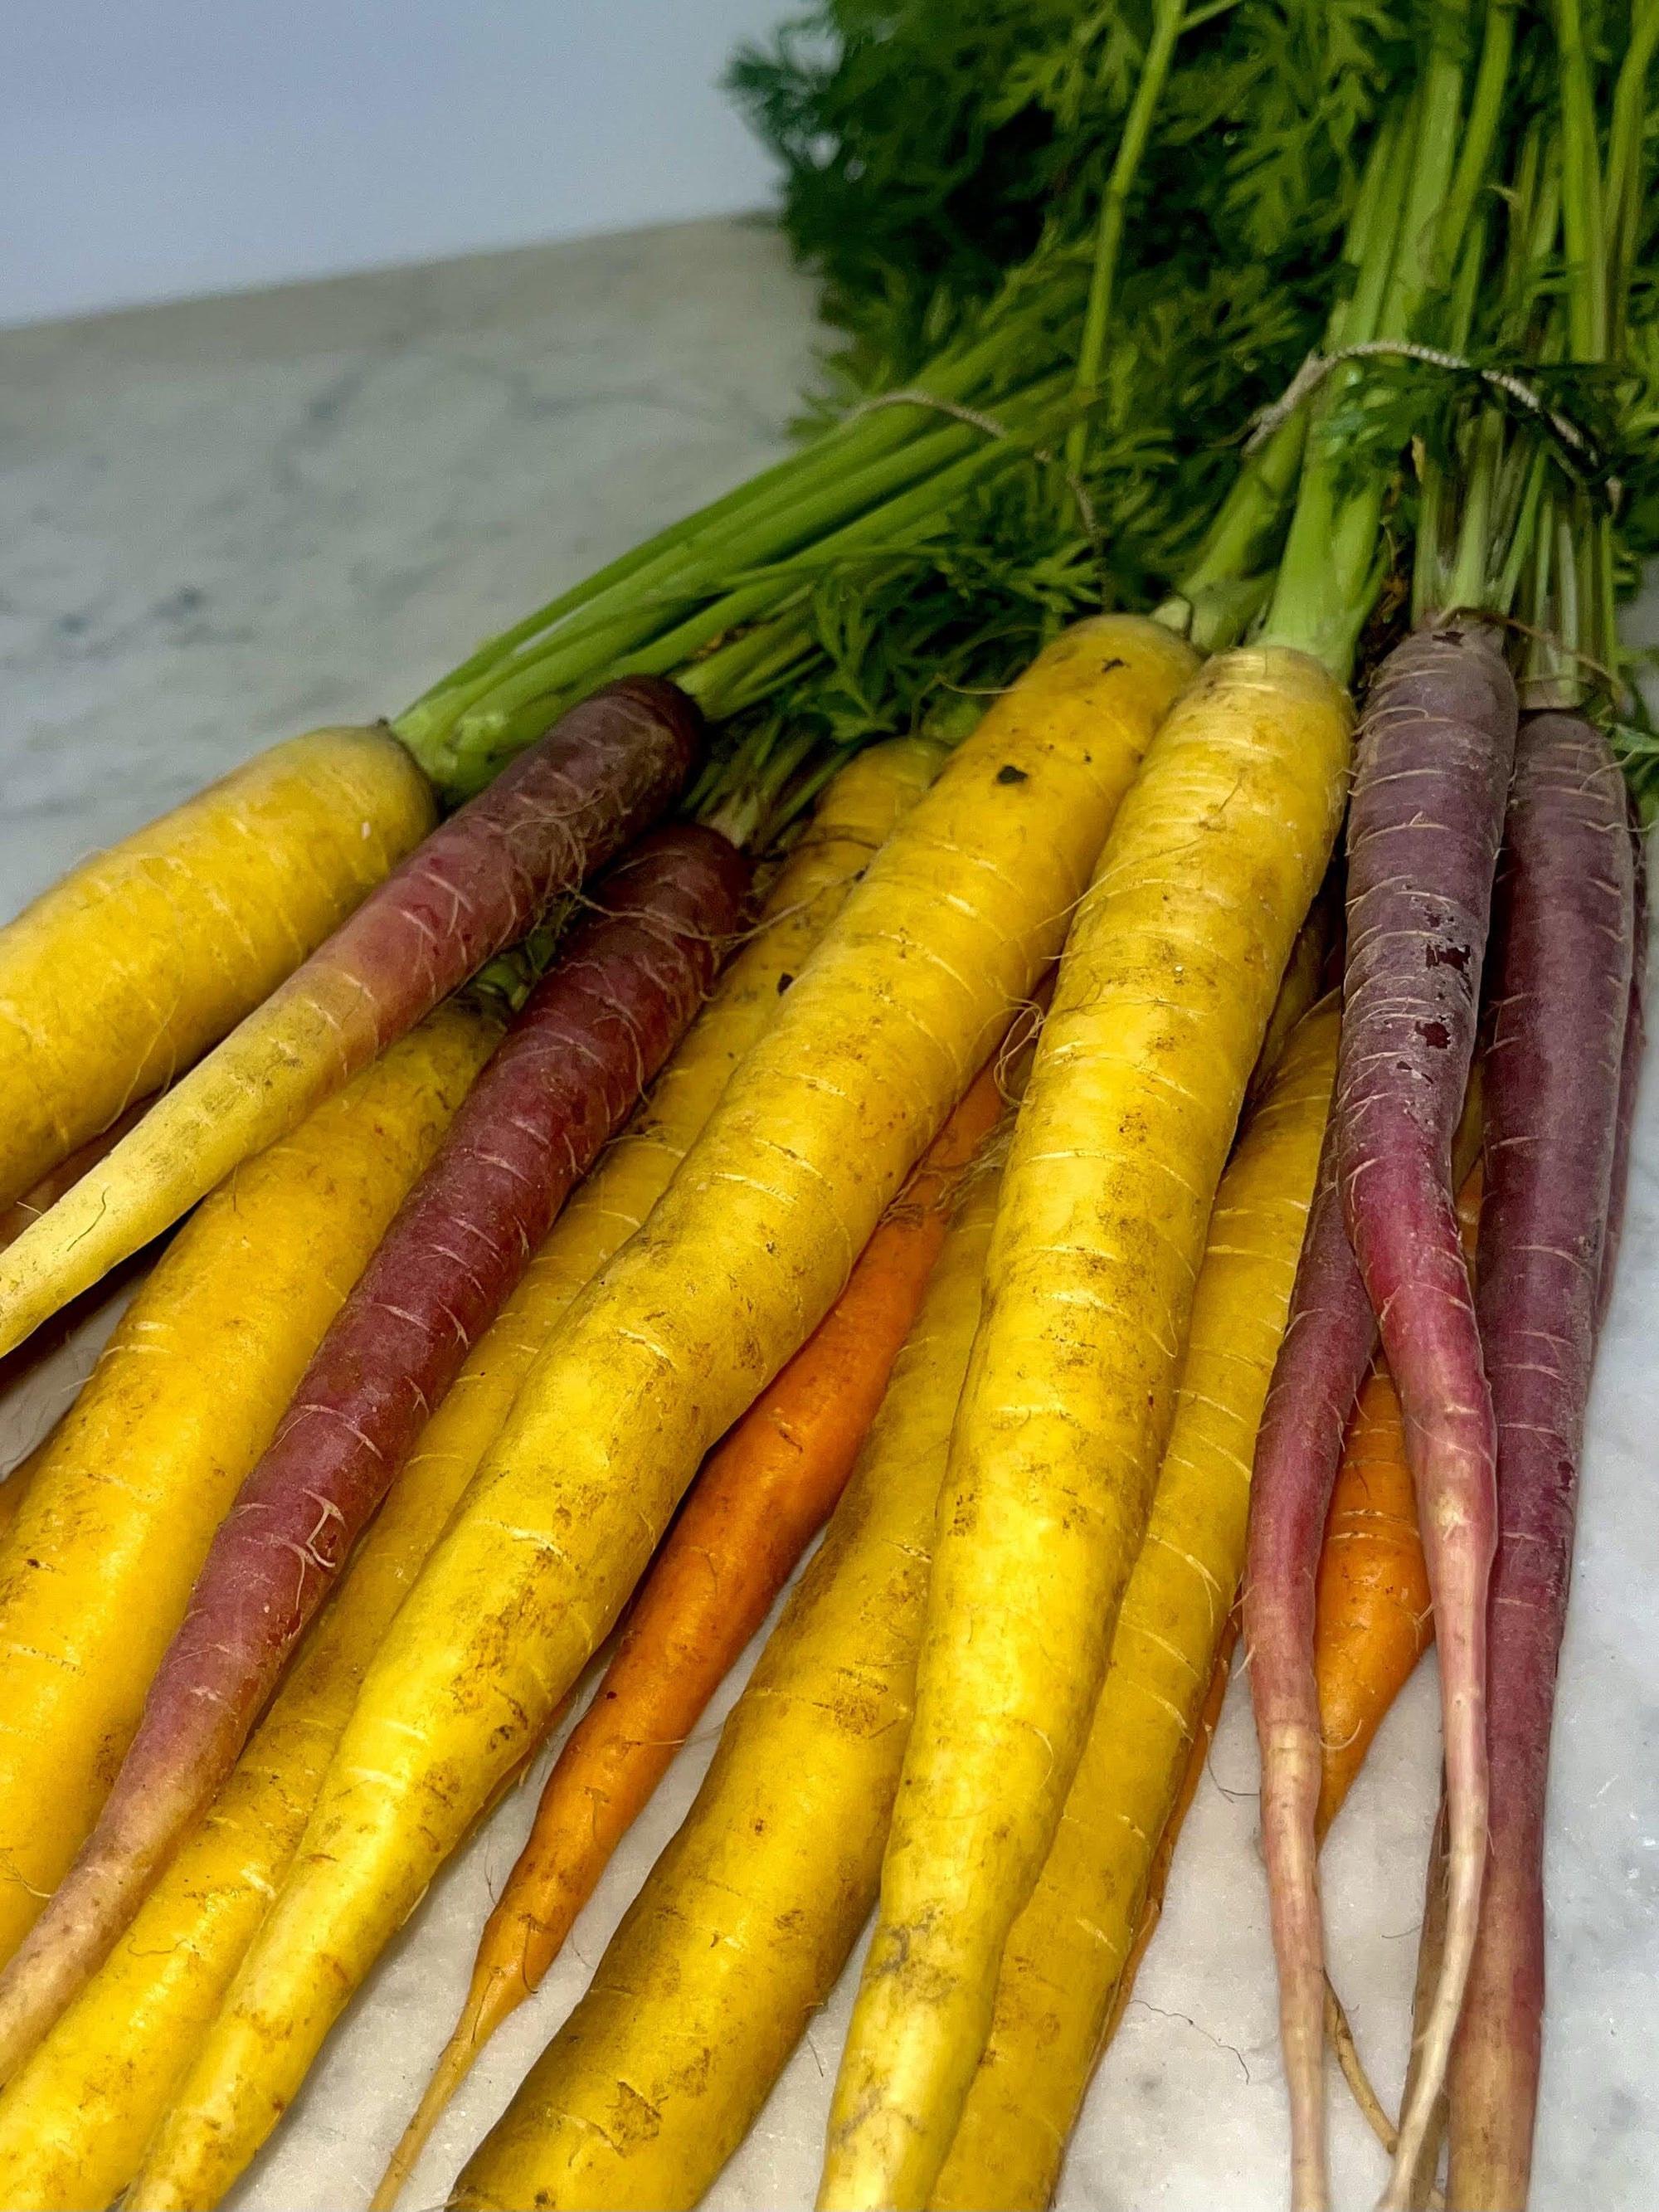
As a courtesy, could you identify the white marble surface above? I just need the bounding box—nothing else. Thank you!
[2,216,1656,2212]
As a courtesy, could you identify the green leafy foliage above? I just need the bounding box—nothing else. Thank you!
[727,0,1414,388]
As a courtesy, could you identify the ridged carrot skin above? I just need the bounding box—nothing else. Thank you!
[0,725,435,1213]
[0,1006,497,1971]
[0,751,937,2212]
[1336,624,1516,2212]
[124,615,1195,2212]
[0,828,745,2086]
[450,1137,1009,2212]
[1313,1167,1479,1843]
[931,999,1340,2212]
[1447,716,1634,2211]
[823,646,1350,2212]
[0,1102,150,1251]
[0,678,700,1362]
[377,1038,1010,2210]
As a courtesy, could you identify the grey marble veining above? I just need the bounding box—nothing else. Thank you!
[1,217,1656,2212]
[1,215,818,914]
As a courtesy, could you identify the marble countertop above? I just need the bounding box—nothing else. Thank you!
[2,215,1656,2212]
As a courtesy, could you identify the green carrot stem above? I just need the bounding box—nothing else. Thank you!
[1382,0,1474,334]
[1442,407,1507,616]
[396,403,1026,765]
[1429,0,1515,302]
[1554,0,1608,361]
[1494,446,1548,618]
[1258,104,1417,676]
[440,397,1075,772]
[393,300,1069,761]
[1067,0,1186,480]
[1603,0,1659,353]
[1175,416,1306,605]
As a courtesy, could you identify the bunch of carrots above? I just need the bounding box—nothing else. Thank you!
[0,5,1655,2210]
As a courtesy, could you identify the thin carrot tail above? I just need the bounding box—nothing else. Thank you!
[371,1978,515,2212]
[1381,1637,1488,2209]
[1260,1714,1333,2212]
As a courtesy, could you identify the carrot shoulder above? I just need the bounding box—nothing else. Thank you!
[0,725,434,1213]
[0,677,699,1360]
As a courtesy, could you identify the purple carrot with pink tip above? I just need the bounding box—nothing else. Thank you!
[1244,1123,1382,2210]
[1446,715,1635,2210]
[1248,617,1518,2211]
[1342,621,1516,2212]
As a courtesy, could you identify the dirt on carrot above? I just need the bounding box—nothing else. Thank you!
[121,615,1194,2212]
[373,1028,1014,2208]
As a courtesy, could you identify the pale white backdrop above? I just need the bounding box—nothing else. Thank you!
[0,0,791,327]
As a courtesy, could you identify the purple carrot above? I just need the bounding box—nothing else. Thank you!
[0,677,702,1362]
[1597,807,1647,1327]
[1446,716,1634,2211]
[0,823,748,2083]
[1244,1123,1379,2212]
[1336,620,1518,2211]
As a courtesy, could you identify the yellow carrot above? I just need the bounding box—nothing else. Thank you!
[930,998,1339,2212]
[0,681,695,1361]
[125,614,1197,2211]
[452,1129,1009,2212]
[0,1003,496,1970]
[0,728,434,1212]
[0,737,941,2212]
[0,1426,57,1547]
[821,644,1351,2210]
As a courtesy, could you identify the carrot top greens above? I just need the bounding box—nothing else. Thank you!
[392,1,1415,806]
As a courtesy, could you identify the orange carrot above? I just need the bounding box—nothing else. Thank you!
[370,1035,1018,2209]
[1314,1167,1482,1840]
